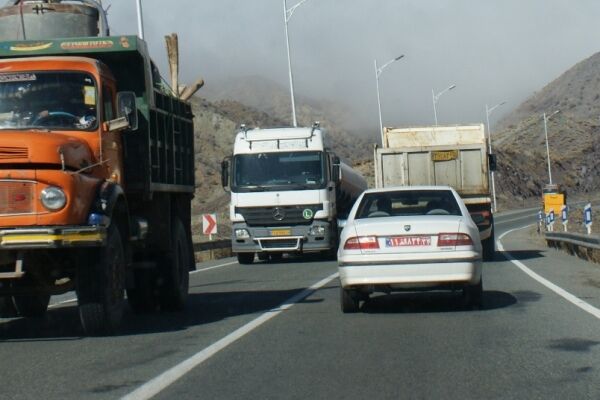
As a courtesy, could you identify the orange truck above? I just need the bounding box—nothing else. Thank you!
[0,35,195,334]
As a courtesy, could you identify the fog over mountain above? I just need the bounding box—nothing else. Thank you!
[106,1,600,136]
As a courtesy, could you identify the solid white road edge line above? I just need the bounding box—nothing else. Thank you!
[495,214,537,225]
[121,271,340,400]
[191,260,238,274]
[498,225,600,320]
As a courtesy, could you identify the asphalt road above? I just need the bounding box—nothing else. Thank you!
[1,208,600,399]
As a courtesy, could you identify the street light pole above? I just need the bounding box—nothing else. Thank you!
[135,0,144,40]
[485,101,506,213]
[432,84,456,126]
[374,55,404,146]
[543,110,560,185]
[283,0,309,127]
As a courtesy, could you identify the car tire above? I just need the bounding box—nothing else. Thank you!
[237,253,254,264]
[464,278,483,309]
[340,287,359,313]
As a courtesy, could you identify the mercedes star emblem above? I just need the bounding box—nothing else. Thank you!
[273,207,285,221]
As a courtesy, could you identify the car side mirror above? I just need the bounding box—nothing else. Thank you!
[488,154,497,171]
[116,91,138,131]
[332,155,341,183]
[221,158,231,189]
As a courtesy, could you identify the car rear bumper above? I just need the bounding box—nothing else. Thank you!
[338,256,482,288]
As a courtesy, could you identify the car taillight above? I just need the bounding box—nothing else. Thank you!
[343,236,380,250]
[438,233,473,246]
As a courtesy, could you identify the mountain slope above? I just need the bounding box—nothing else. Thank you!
[491,51,600,206]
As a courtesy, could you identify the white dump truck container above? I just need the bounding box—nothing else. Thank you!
[374,124,496,260]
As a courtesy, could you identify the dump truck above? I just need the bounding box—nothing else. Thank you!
[374,124,496,260]
[221,123,367,263]
[0,1,195,334]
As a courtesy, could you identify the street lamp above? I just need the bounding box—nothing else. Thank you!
[543,110,560,185]
[283,0,310,127]
[486,101,506,213]
[374,55,405,145]
[135,0,144,39]
[432,84,456,126]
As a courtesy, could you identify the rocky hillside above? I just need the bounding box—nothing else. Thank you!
[493,51,600,206]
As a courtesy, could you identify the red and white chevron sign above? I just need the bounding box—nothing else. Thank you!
[202,213,217,235]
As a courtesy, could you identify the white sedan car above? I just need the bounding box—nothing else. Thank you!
[337,186,483,312]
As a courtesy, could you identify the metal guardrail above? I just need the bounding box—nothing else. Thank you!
[544,232,600,250]
[193,239,231,253]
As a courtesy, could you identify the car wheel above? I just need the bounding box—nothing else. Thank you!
[237,253,254,264]
[340,287,359,313]
[463,278,483,309]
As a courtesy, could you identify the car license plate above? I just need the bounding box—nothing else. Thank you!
[431,150,458,161]
[386,236,431,247]
[271,229,291,236]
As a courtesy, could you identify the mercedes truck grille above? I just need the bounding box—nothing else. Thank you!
[236,205,322,226]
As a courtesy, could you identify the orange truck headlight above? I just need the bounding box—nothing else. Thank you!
[40,187,66,211]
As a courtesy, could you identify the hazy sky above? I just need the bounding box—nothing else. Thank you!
[107,1,600,131]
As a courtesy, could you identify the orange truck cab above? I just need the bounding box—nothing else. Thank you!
[0,36,195,335]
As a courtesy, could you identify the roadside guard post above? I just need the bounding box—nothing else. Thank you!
[548,210,555,232]
[561,205,568,232]
[584,203,592,235]
[537,210,543,233]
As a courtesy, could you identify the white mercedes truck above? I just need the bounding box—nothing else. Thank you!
[221,123,367,264]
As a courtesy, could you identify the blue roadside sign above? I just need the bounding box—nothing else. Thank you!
[584,203,592,226]
[561,205,568,222]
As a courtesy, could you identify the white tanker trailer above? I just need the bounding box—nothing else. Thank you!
[221,123,367,264]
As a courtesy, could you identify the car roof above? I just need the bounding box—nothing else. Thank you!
[362,185,456,194]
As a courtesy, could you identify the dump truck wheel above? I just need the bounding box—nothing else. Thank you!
[77,224,125,335]
[127,269,159,313]
[482,229,495,261]
[13,293,50,318]
[158,219,190,311]
[0,295,18,318]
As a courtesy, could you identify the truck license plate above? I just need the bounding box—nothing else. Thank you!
[386,236,431,247]
[271,229,291,236]
[432,150,458,161]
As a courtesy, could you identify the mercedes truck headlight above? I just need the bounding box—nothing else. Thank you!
[235,229,250,239]
[308,225,326,236]
[40,187,66,210]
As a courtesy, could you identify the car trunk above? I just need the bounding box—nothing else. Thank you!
[352,216,463,255]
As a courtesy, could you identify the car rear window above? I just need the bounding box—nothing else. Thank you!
[355,190,461,219]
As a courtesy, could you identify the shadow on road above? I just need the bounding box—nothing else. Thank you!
[0,287,311,341]
[499,249,545,261]
[361,290,517,314]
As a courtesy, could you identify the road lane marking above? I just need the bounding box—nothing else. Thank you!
[495,215,537,225]
[121,272,339,400]
[498,225,600,321]
[191,260,237,274]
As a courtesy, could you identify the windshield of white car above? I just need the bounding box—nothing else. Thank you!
[233,151,326,191]
[0,72,98,131]
[355,190,461,219]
